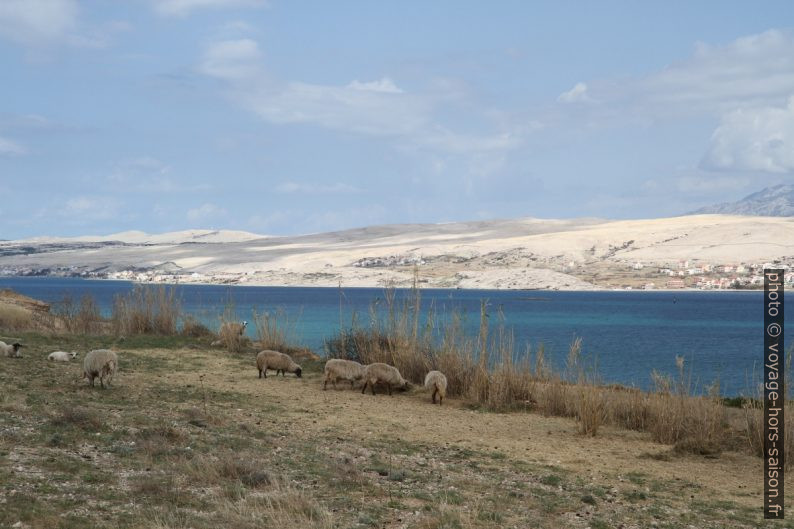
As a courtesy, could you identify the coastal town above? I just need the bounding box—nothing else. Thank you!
[2,215,794,291]
[3,255,792,291]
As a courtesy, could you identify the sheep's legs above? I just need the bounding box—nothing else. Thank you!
[432,389,437,404]
[361,381,367,394]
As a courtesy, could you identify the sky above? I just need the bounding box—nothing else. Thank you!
[1,1,794,238]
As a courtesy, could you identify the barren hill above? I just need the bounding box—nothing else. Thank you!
[1,215,793,289]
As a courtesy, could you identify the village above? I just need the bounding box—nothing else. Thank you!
[4,254,793,291]
[625,260,794,290]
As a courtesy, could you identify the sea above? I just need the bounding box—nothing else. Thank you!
[0,276,784,396]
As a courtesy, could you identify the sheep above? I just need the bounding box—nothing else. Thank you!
[256,350,302,379]
[220,320,248,337]
[48,351,78,362]
[83,349,118,388]
[360,363,407,396]
[323,358,364,390]
[0,341,23,358]
[424,370,448,405]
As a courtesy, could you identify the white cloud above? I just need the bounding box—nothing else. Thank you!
[701,97,794,174]
[636,30,794,113]
[557,82,592,103]
[199,38,263,80]
[559,29,794,119]
[199,39,519,155]
[0,136,26,156]
[348,77,403,94]
[107,156,214,193]
[0,0,77,45]
[155,0,267,17]
[63,196,119,220]
[187,203,226,221]
[673,175,753,193]
[549,29,794,177]
[275,181,362,194]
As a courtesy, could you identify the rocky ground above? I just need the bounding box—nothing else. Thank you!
[3,215,794,290]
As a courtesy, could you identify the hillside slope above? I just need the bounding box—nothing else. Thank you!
[1,215,793,289]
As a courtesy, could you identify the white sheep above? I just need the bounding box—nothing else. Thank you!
[256,350,302,378]
[424,370,448,405]
[360,363,407,396]
[83,349,118,388]
[323,358,364,390]
[48,351,78,362]
[220,320,248,336]
[0,340,23,358]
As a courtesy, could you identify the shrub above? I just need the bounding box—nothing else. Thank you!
[54,293,101,334]
[112,285,181,335]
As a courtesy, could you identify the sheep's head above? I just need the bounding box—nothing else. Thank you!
[295,367,302,378]
[70,352,78,359]
[11,343,22,353]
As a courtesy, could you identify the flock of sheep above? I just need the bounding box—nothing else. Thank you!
[322,357,448,404]
[2,335,448,404]
[257,349,447,404]
[2,339,118,388]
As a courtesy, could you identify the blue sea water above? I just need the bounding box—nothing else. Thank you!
[0,276,783,395]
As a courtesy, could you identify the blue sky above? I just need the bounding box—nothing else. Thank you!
[1,1,793,238]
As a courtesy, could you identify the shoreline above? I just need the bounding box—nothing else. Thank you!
[0,274,765,292]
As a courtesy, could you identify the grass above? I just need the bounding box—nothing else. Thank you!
[0,303,32,330]
[321,282,780,462]
[0,341,788,528]
[3,280,794,498]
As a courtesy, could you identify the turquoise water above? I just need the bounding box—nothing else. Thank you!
[0,276,782,395]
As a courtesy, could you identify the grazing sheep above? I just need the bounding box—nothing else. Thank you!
[48,351,78,362]
[323,358,364,390]
[256,350,302,379]
[424,370,448,405]
[360,363,407,396]
[220,320,248,337]
[83,349,118,388]
[0,341,23,358]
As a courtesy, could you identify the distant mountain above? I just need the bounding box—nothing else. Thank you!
[690,184,794,216]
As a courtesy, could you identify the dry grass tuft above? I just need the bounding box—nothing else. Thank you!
[742,351,794,469]
[609,386,651,431]
[180,316,213,338]
[0,303,32,331]
[112,285,182,335]
[50,406,103,431]
[149,478,333,529]
[54,293,102,334]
